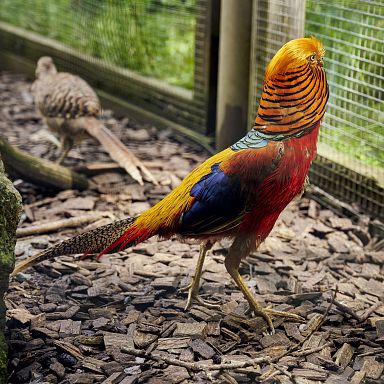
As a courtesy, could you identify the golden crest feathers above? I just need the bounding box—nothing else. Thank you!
[265,37,325,78]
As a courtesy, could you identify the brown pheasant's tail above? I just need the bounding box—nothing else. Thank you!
[84,118,158,186]
[11,216,153,276]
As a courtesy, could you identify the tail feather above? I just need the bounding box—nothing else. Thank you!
[96,225,150,260]
[11,217,152,276]
[84,118,158,186]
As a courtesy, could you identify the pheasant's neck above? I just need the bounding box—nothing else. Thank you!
[272,123,320,200]
[285,122,320,162]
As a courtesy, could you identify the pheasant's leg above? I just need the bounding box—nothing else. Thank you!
[225,253,275,333]
[182,241,218,310]
[225,238,302,334]
[56,136,74,164]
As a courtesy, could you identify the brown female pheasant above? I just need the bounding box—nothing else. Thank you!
[32,56,156,185]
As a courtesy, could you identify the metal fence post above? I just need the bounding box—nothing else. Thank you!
[215,0,253,150]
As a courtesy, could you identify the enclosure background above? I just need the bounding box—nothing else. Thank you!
[0,0,382,218]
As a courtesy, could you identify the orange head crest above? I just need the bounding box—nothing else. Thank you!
[265,37,325,79]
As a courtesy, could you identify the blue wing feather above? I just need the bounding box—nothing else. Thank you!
[180,164,245,235]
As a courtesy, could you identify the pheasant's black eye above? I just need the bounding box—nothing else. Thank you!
[309,54,316,62]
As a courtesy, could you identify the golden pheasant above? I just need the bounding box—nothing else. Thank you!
[14,38,328,333]
[32,56,156,185]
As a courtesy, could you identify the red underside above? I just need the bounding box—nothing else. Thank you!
[239,124,320,242]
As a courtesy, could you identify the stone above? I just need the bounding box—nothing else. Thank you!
[0,158,22,384]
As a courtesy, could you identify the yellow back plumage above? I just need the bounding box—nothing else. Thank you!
[265,37,325,79]
[136,148,234,232]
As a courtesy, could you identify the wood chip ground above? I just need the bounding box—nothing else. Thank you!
[2,72,384,383]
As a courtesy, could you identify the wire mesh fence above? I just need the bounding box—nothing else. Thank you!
[249,0,383,219]
[306,1,383,173]
[0,0,196,89]
[306,0,383,219]
[0,0,217,137]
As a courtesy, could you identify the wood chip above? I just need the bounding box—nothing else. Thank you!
[188,339,215,359]
[133,329,158,348]
[157,337,191,350]
[334,343,355,369]
[173,322,207,339]
[292,368,327,380]
[7,308,36,326]
[82,357,106,374]
[59,319,81,337]
[50,359,66,379]
[375,319,384,340]
[351,370,366,384]
[104,331,135,364]
[162,365,190,383]
[101,372,126,384]
[53,340,84,361]
[260,333,293,348]
[76,335,104,346]
[360,357,384,379]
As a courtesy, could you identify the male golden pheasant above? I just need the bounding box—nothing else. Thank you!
[32,56,156,185]
[13,37,329,333]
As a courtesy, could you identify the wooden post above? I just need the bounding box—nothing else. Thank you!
[0,158,22,384]
[215,0,253,150]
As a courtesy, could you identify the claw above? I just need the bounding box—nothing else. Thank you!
[179,282,192,293]
[181,281,220,310]
[252,307,275,334]
[191,295,221,310]
[264,308,304,322]
[250,307,304,335]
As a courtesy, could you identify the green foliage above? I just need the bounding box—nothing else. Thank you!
[306,0,383,168]
[0,0,196,89]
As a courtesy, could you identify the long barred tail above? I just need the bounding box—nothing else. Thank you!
[11,216,152,276]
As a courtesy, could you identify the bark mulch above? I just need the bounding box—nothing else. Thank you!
[1,71,384,384]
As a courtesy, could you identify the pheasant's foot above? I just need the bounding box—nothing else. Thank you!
[194,295,221,309]
[179,282,192,293]
[56,136,73,164]
[180,242,217,311]
[249,305,275,334]
[224,238,303,335]
[264,308,304,322]
[181,281,220,310]
[248,306,304,335]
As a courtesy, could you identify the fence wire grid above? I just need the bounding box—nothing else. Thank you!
[250,0,383,219]
[0,0,217,135]
[0,0,196,90]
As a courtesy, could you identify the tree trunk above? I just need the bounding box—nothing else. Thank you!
[0,136,89,191]
[0,157,22,384]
